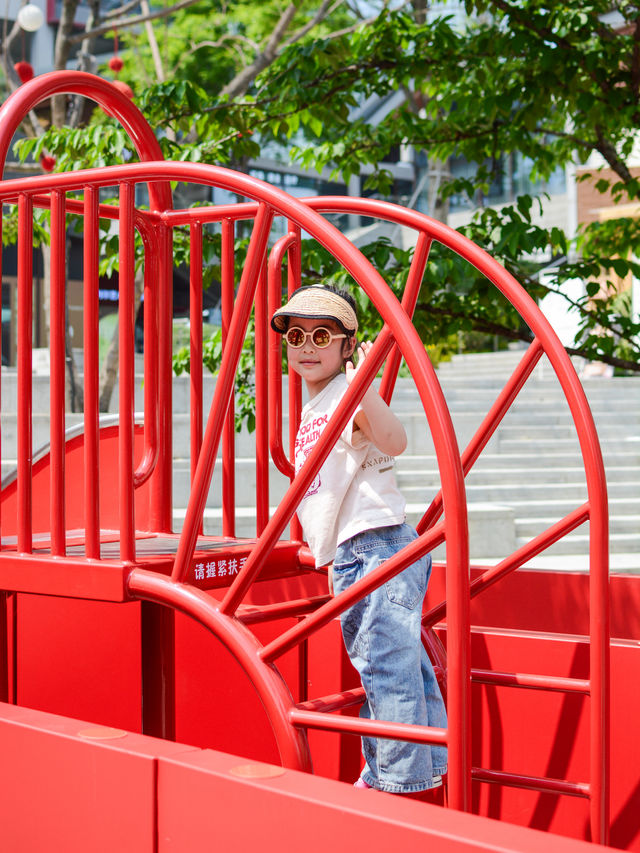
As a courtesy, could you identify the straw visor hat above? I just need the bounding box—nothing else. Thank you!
[271,286,358,335]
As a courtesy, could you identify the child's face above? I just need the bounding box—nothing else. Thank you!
[286,317,355,395]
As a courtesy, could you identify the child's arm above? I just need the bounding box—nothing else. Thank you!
[346,341,408,457]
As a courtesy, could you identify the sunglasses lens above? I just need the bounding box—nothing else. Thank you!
[286,327,304,347]
[312,328,332,347]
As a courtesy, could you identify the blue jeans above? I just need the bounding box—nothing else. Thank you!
[333,523,448,793]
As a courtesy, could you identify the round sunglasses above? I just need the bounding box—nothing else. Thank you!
[285,326,347,349]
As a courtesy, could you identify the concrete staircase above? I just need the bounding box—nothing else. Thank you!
[170,348,639,570]
[400,350,640,570]
[2,348,638,571]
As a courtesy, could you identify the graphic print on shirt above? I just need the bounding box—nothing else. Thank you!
[361,454,395,475]
[295,413,329,498]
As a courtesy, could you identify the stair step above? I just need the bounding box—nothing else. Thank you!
[397,466,640,487]
[516,532,640,556]
[516,515,640,538]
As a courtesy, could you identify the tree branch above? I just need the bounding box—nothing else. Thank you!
[66,0,203,44]
[220,2,298,98]
[52,0,82,124]
[140,0,165,83]
[103,0,143,21]
[418,303,640,373]
[594,124,634,183]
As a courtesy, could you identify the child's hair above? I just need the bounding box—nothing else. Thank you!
[318,285,357,334]
[270,284,358,336]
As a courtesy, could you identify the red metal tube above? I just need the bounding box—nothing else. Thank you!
[472,767,591,799]
[0,209,2,533]
[49,190,66,556]
[189,223,204,523]
[379,231,432,404]
[221,218,236,538]
[17,193,33,554]
[148,221,173,530]
[172,204,273,581]
[286,223,303,542]
[0,73,171,212]
[0,211,2,534]
[289,708,448,746]
[268,231,298,478]
[471,669,591,694]
[295,688,365,714]
[118,182,136,562]
[132,219,160,489]
[590,486,610,844]
[237,594,331,625]
[83,187,101,558]
[255,263,269,534]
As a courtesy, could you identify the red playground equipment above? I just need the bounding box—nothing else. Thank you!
[0,73,637,852]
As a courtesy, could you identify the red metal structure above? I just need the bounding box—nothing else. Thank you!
[0,72,636,852]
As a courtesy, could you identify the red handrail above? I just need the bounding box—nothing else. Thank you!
[0,73,174,553]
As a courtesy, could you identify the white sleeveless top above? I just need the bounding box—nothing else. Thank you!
[294,373,406,567]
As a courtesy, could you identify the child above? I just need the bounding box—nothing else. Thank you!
[271,283,447,795]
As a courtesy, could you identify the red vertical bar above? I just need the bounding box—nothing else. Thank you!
[441,459,471,812]
[0,211,3,536]
[221,218,235,538]
[0,592,16,703]
[49,190,66,556]
[189,224,204,535]
[255,262,268,534]
[83,187,101,558]
[132,222,160,490]
[17,194,32,554]
[287,224,302,541]
[267,232,296,478]
[119,182,136,561]
[149,224,173,532]
[379,231,432,404]
[0,593,8,702]
[590,491,610,844]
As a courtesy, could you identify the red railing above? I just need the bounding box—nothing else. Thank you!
[0,73,610,843]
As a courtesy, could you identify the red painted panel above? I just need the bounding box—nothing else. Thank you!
[16,594,142,732]
[173,605,283,763]
[156,747,618,853]
[172,573,364,779]
[173,575,321,764]
[0,424,152,537]
[0,701,197,853]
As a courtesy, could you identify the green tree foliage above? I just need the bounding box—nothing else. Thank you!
[7,0,640,413]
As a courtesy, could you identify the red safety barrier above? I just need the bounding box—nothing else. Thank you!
[0,73,612,847]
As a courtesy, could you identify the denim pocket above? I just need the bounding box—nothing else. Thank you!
[333,556,360,575]
[385,558,427,610]
[332,554,361,596]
